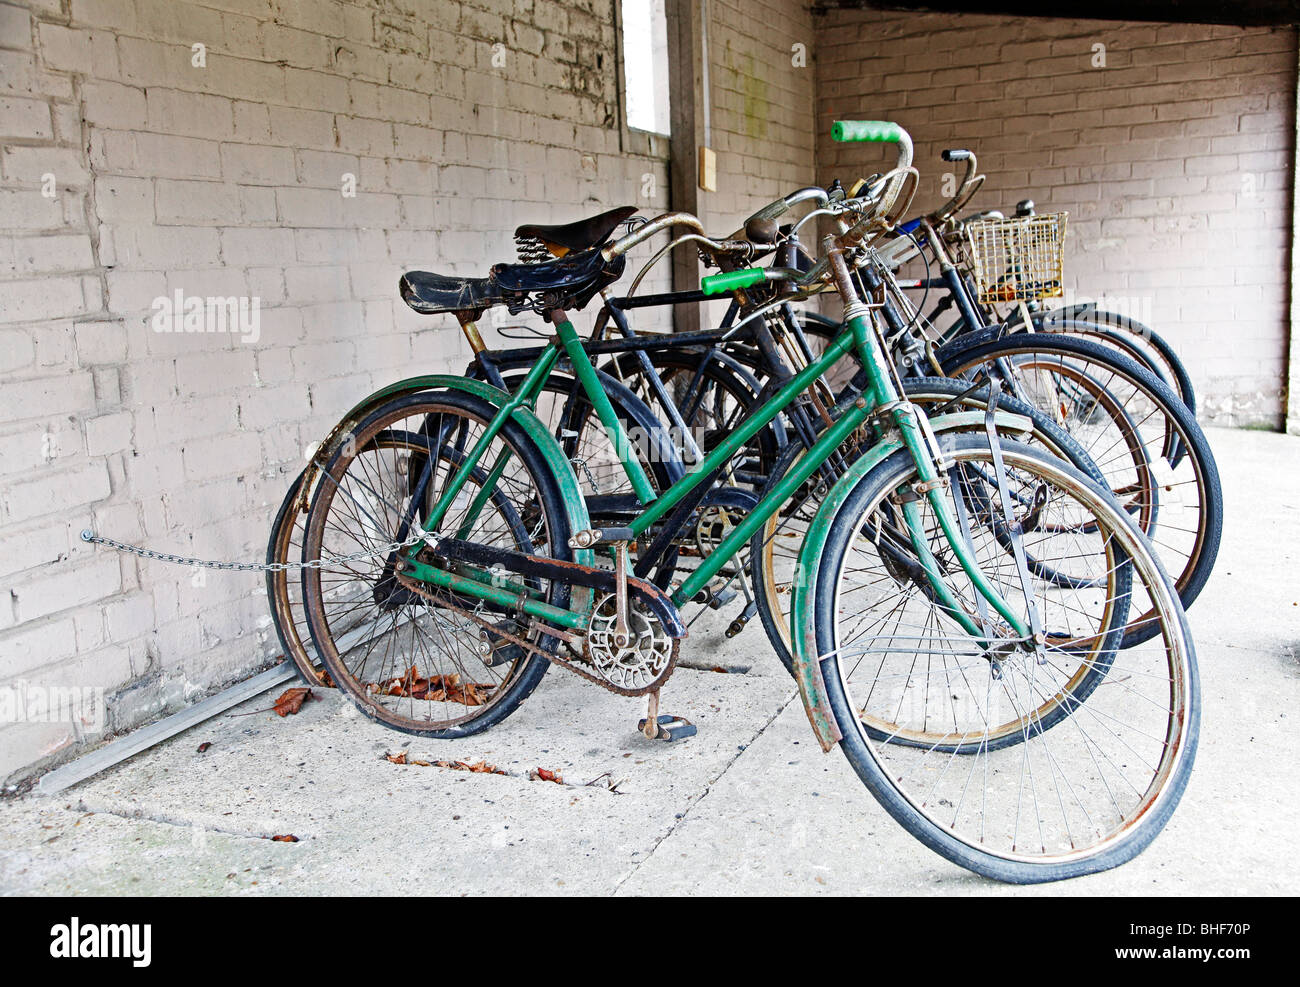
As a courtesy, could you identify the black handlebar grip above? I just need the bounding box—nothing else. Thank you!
[941,149,971,162]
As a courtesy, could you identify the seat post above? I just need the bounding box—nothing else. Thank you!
[456,313,487,354]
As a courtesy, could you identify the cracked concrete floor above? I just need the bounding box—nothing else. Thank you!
[1,426,1297,895]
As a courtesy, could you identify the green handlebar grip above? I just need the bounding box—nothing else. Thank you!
[700,268,766,296]
[832,120,904,143]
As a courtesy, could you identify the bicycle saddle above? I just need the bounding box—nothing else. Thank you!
[400,246,625,318]
[514,205,637,256]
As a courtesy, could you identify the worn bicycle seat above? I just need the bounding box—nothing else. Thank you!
[515,205,638,255]
[398,271,501,316]
[400,246,624,318]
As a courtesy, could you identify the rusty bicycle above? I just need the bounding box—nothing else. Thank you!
[280,123,1198,883]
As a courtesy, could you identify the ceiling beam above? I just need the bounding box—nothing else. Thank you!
[811,1,1300,28]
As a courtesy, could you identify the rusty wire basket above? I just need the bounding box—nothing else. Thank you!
[962,212,1068,304]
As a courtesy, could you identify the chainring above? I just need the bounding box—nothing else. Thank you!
[583,591,678,694]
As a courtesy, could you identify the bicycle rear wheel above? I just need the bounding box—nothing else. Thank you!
[941,333,1221,647]
[814,436,1198,883]
[267,469,322,685]
[1037,306,1196,414]
[300,390,576,738]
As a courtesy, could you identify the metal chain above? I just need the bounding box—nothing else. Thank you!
[80,528,427,573]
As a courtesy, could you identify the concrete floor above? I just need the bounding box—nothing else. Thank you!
[1,426,1296,896]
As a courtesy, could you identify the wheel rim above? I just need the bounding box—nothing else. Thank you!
[949,347,1212,641]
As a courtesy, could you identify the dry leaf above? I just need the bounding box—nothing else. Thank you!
[273,687,313,717]
[387,755,504,775]
[196,742,212,753]
[531,767,563,784]
[271,834,299,843]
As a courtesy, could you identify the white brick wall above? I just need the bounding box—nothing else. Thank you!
[702,0,817,231]
[1,0,758,783]
[815,9,1294,427]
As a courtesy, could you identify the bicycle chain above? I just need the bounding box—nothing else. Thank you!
[80,529,427,573]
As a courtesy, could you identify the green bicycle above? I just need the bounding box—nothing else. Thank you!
[297,123,1198,883]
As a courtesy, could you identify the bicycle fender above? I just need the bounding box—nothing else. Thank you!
[789,409,1032,752]
[306,374,594,568]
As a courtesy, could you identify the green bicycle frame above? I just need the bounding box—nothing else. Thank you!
[399,299,1029,641]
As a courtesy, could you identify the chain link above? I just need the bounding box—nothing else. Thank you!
[80,528,427,573]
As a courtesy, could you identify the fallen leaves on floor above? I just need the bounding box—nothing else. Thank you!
[270,834,299,843]
[530,767,563,784]
[196,742,212,753]
[230,687,316,719]
[384,752,506,775]
[370,666,492,705]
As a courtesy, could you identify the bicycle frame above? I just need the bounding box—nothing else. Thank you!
[397,302,1031,642]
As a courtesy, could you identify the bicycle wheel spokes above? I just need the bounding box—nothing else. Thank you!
[950,344,1218,645]
[838,456,1125,752]
[823,440,1194,874]
[303,399,557,733]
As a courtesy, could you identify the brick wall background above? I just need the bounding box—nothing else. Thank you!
[0,0,817,784]
[815,8,1296,427]
[699,0,815,234]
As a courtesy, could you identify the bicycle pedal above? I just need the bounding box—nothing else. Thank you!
[726,601,757,638]
[636,714,697,742]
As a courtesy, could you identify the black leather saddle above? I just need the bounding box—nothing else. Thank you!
[400,246,625,319]
[515,205,638,256]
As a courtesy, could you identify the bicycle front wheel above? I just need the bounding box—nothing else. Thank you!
[814,435,1199,883]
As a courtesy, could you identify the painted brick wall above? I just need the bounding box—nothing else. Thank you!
[701,0,816,233]
[815,9,1295,427]
[0,0,816,784]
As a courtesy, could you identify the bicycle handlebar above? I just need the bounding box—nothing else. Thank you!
[830,121,915,238]
[931,149,982,224]
[741,186,831,229]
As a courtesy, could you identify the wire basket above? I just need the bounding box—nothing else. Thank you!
[962,212,1068,304]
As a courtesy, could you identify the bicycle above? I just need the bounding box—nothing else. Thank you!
[773,154,1221,647]
[292,122,1199,883]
